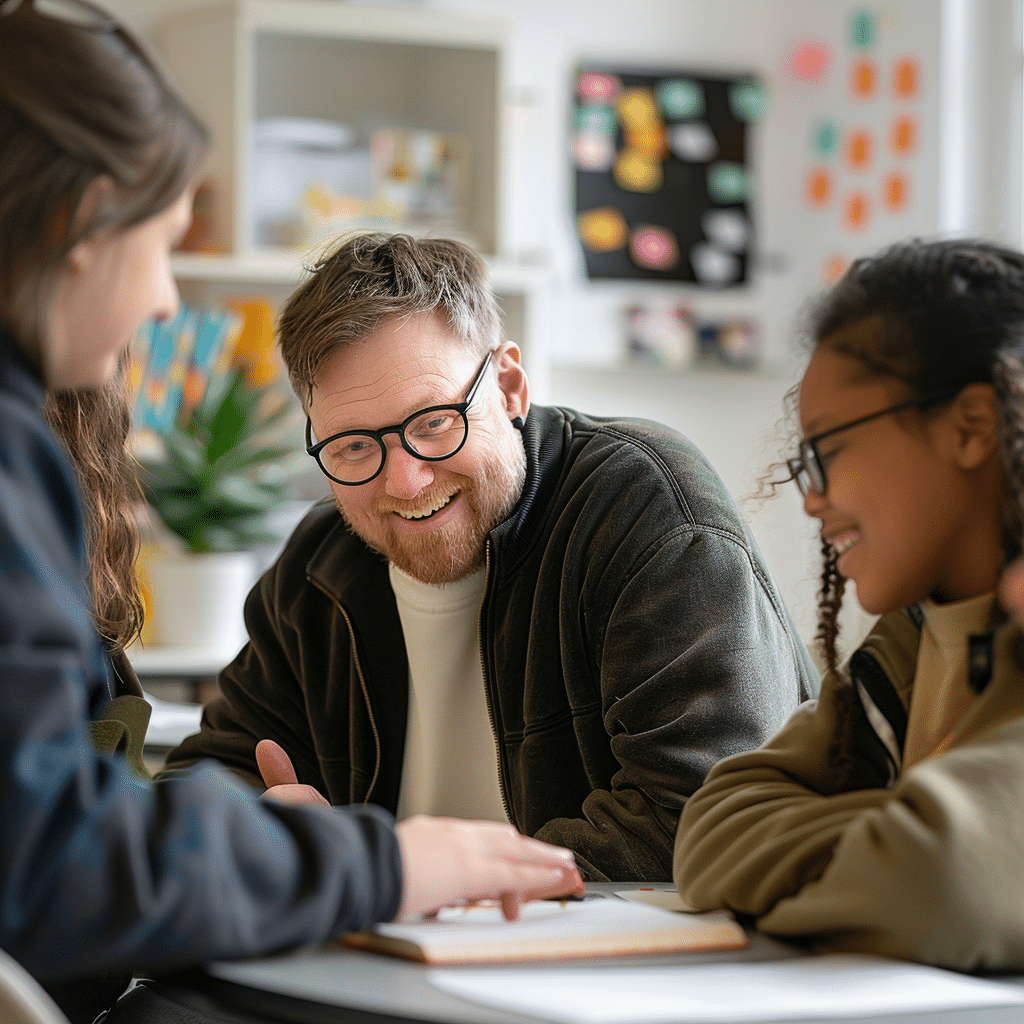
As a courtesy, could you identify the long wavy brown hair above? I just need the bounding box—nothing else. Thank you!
[44,359,145,653]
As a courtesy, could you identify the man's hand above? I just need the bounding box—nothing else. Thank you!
[394,815,584,922]
[255,739,330,806]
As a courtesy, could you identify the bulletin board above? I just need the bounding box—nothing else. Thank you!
[572,65,765,286]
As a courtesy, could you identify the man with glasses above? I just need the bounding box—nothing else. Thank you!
[164,232,817,881]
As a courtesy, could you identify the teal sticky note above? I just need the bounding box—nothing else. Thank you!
[707,162,749,203]
[576,104,617,136]
[729,80,768,122]
[851,10,874,48]
[656,79,704,119]
[812,121,839,157]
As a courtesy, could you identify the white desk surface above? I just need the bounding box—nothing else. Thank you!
[153,886,1024,1024]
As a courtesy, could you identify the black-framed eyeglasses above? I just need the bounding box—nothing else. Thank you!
[305,350,495,486]
[786,389,960,497]
[0,0,117,30]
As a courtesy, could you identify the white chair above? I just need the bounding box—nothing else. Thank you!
[0,949,70,1024]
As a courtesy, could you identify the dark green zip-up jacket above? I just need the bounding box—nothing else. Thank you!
[167,404,817,880]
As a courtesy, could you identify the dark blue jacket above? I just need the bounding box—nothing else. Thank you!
[0,332,401,986]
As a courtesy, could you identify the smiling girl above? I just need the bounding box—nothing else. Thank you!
[673,237,1024,971]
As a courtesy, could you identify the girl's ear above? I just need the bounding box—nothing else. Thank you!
[65,176,114,274]
[947,382,999,470]
[494,341,530,427]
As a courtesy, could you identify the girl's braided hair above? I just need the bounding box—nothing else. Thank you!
[803,237,1024,673]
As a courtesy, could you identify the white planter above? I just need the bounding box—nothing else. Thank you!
[144,549,258,661]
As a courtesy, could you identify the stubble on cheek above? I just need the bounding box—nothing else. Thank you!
[332,435,527,585]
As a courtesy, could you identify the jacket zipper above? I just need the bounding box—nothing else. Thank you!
[478,539,515,826]
[309,575,382,806]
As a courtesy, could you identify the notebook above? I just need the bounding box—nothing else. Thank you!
[341,895,746,966]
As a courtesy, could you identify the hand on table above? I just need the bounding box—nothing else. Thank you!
[256,738,330,806]
[395,815,584,922]
[255,742,584,920]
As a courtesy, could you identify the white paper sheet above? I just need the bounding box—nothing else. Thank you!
[430,954,1024,1023]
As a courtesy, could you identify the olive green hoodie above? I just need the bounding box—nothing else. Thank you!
[674,606,1024,971]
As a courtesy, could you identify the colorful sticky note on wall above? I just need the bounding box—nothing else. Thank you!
[577,207,628,252]
[625,123,669,159]
[690,241,741,284]
[812,121,840,157]
[890,114,916,155]
[617,88,661,129]
[892,57,919,98]
[882,171,909,211]
[575,133,616,172]
[846,129,872,170]
[578,71,621,104]
[576,105,617,135]
[844,190,870,230]
[656,78,705,119]
[702,209,751,252]
[629,224,680,270]
[851,58,876,99]
[851,9,874,48]
[806,167,833,206]
[670,122,718,162]
[729,80,768,122]
[614,149,663,192]
[788,40,831,82]
[823,254,850,282]
[707,162,749,203]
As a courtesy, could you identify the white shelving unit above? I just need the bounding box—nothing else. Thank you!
[158,0,507,256]
[159,1,551,378]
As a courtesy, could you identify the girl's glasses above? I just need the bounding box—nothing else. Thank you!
[787,389,960,497]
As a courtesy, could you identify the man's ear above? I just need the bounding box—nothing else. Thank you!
[65,175,114,273]
[947,382,999,470]
[494,341,530,426]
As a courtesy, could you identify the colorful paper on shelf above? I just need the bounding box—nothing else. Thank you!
[132,306,240,432]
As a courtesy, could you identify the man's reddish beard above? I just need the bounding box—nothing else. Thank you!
[334,436,527,585]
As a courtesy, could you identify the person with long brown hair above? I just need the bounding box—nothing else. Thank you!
[0,2,579,1020]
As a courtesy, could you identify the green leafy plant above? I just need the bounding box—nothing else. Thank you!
[138,366,301,554]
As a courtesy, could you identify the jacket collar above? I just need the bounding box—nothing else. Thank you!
[488,405,568,575]
[0,326,46,411]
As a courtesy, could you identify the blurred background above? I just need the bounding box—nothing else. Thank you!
[111,0,1024,700]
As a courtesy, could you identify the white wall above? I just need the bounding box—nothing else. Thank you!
[111,0,997,657]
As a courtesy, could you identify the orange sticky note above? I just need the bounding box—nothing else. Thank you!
[851,58,876,98]
[846,129,872,170]
[844,191,870,230]
[806,168,833,207]
[893,57,919,98]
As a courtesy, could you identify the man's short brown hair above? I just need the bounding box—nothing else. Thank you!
[278,232,502,404]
